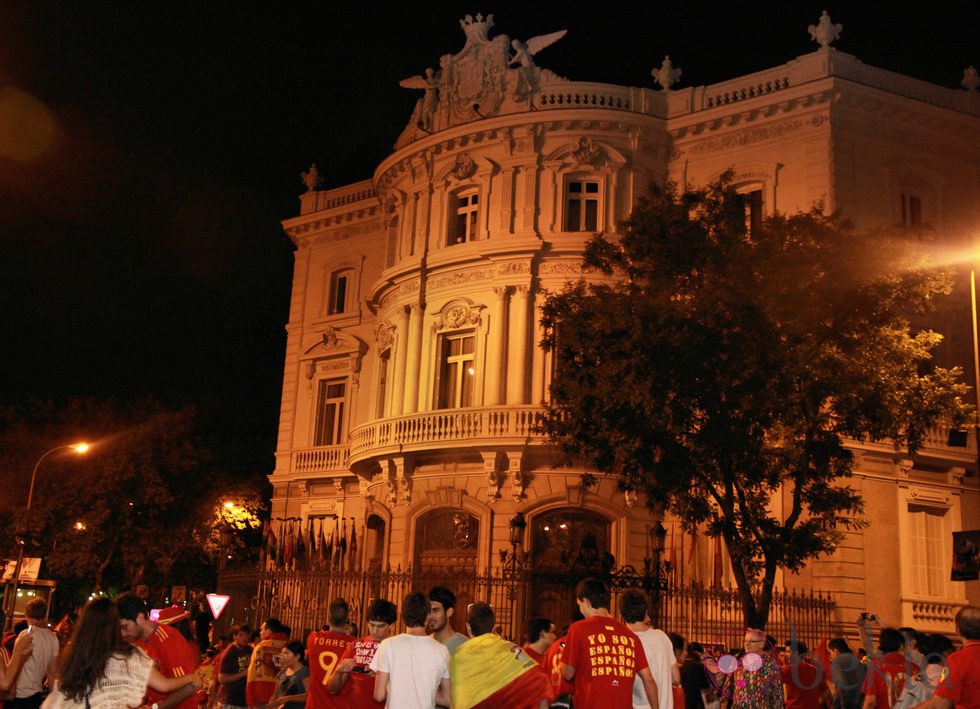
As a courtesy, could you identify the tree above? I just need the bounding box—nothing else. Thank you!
[0,397,267,600]
[541,176,970,629]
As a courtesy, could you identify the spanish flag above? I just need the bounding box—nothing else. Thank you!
[450,633,551,709]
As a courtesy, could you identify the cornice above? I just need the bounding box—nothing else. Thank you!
[669,88,834,142]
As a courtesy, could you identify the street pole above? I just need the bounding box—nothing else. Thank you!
[4,443,88,631]
[971,268,980,469]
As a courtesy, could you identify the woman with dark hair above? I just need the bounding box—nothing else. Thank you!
[41,597,200,709]
[826,638,865,709]
[269,640,309,709]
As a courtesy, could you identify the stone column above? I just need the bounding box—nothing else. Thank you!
[390,306,410,416]
[402,304,424,413]
[506,286,530,404]
[485,287,509,406]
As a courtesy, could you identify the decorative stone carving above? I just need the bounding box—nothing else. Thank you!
[377,322,395,351]
[572,137,602,166]
[624,488,637,509]
[652,56,682,90]
[808,11,842,48]
[322,326,339,348]
[434,299,484,331]
[963,66,980,92]
[398,14,566,133]
[483,454,501,502]
[301,164,322,192]
[449,152,478,180]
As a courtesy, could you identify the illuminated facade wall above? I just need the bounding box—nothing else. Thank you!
[272,14,980,633]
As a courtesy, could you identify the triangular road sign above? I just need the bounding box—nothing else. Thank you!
[206,593,231,619]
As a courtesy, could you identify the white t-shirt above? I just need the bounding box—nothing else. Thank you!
[369,632,450,709]
[42,650,154,709]
[17,625,60,698]
[632,627,675,709]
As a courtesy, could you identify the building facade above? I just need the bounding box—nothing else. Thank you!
[270,13,980,635]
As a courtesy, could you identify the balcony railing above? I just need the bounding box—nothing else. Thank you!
[349,405,549,462]
[291,445,350,474]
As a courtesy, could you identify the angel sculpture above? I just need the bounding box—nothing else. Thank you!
[399,67,440,130]
[509,29,567,97]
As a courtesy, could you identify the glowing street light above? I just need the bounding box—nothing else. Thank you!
[4,442,90,629]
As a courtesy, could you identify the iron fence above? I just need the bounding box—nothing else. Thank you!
[216,564,834,651]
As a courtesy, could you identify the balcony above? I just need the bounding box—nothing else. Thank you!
[348,405,550,466]
[288,445,350,476]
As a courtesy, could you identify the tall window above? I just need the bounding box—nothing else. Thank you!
[329,269,353,314]
[902,193,923,229]
[314,378,346,446]
[376,349,390,417]
[437,332,475,408]
[450,191,479,245]
[908,505,947,597]
[565,180,600,232]
[744,189,763,234]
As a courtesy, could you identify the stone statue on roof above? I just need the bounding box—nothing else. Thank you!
[652,55,682,90]
[397,14,566,139]
[808,10,843,47]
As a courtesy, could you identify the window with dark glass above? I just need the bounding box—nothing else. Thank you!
[744,189,763,234]
[902,193,923,228]
[565,180,600,232]
[314,378,346,446]
[329,269,353,314]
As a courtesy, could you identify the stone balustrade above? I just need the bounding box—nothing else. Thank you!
[348,405,548,463]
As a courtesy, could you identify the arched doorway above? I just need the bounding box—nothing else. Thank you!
[529,508,613,628]
[412,508,480,636]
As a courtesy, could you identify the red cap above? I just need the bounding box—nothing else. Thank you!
[157,605,190,625]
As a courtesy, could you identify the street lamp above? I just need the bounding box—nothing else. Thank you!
[4,442,89,629]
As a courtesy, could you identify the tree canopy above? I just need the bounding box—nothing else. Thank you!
[541,176,970,628]
[0,397,268,604]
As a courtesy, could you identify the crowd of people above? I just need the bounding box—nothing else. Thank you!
[0,581,977,708]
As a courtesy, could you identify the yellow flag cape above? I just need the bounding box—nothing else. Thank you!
[450,633,542,709]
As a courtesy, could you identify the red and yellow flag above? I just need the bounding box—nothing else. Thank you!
[450,633,550,709]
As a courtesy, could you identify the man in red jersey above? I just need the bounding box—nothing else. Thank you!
[326,598,397,708]
[305,598,355,708]
[561,577,658,709]
[117,594,200,709]
[547,612,583,708]
[914,605,980,709]
[522,618,557,667]
[782,640,826,708]
[862,628,917,708]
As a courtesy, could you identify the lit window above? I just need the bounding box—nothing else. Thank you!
[437,332,476,409]
[329,269,353,315]
[565,180,600,232]
[314,378,346,446]
[908,505,947,597]
[902,193,923,229]
[450,191,479,245]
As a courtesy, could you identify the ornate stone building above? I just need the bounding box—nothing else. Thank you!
[270,13,980,634]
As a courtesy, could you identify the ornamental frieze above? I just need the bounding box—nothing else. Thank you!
[427,267,493,291]
[539,261,584,277]
[684,116,826,156]
[497,262,531,276]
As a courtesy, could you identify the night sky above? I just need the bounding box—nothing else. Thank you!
[2,2,977,469]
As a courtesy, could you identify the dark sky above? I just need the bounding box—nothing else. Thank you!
[2,2,977,468]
